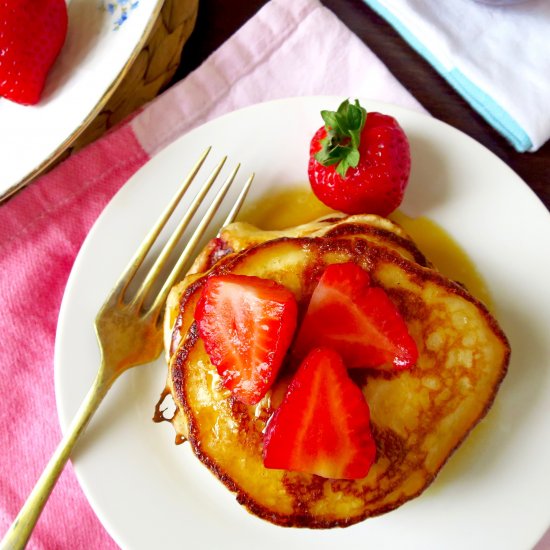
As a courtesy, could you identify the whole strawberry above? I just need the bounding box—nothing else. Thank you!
[0,0,68,105]
[308,99,411,216]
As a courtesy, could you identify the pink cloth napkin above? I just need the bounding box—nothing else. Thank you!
[0,0,546,548]
[0,1,421,547]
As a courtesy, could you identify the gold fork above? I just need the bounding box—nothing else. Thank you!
[1,148,254,550]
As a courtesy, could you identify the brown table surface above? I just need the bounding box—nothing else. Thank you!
[171,0,550,212]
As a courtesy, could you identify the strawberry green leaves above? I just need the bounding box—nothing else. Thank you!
[314,99,367,177]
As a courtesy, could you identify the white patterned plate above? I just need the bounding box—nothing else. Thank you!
[0,0,163,200]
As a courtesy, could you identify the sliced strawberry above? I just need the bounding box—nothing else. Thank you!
[0,0,68,105]
[194,274,298,405]
[293,262,418,370]
[263,347,376,479]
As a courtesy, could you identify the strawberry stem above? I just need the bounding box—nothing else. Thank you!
[315,99,367,178]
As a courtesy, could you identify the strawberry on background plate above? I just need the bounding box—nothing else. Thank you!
[263,347,376,480]
[293,262,418,370]
[308,99,411,216]
[194,274,298,406]
[0,0,68,105]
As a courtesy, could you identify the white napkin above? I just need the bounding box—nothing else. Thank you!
[363,0,550,152]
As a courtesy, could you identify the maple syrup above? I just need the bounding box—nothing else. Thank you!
[240,186,492,309]
[239,187,334,231]
[390,211,492,310]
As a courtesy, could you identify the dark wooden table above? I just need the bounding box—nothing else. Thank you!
[172,0,550,212]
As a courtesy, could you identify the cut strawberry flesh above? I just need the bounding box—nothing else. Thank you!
[293,262,418,370]
[0,0,68,105]
[195,274,298,405]
[263,347,376,480]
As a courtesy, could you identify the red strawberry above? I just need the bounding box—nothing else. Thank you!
[293,262,418,370]
[263,347,376,480]
[0,0,68,105]
[308,99,411,216]
[195,274,298,405]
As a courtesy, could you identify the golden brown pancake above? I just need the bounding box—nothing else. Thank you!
[157,217,510,528]
[164,214,430,357]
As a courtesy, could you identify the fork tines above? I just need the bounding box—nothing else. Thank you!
[113,147,254,317]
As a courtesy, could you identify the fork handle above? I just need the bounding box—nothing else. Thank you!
[0,372,113,550]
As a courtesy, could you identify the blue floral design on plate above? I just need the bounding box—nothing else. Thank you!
[104,0,140,30]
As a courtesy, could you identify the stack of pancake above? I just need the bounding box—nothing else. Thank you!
[157,213,510,528]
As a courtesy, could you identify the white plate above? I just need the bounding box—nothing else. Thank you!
[0,0,163,200]
[55,97,550,550]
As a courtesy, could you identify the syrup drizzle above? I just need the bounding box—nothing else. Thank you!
[153,387,187,445]
[153,387,171,423]
[240,186,492,308]
[390,211,492,309]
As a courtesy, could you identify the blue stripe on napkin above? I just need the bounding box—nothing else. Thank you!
[364,0,533,152]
